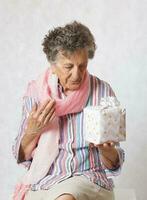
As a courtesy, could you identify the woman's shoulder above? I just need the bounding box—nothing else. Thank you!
[89,73,112,88]
[23,67,49,99]
[89,73,115,97]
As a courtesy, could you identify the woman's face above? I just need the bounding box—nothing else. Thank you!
[51,48,88,94]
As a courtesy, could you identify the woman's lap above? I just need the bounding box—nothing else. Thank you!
[25,176,115,200]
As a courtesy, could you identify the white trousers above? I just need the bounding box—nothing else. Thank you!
[25,176,115,200]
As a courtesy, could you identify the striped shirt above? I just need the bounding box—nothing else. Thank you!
[12,74,125,191]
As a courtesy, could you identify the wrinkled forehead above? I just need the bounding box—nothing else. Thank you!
[56,48,88,65]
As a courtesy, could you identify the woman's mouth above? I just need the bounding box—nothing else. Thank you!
[71,79,82,85]
[72,81,81,85]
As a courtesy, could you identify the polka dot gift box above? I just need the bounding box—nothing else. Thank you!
[83,97,126,144]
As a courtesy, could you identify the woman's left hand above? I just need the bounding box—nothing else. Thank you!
[90,141,118,150]
[89,141,119,168]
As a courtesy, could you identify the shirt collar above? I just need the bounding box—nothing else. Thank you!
[57,79,67,98]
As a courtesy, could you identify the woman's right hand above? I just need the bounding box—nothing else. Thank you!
[18,99,56,162]
[26,99,56,136]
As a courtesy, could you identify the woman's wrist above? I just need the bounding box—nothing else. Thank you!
[99,149,120,169]
[18,130,40,162]
[22,129,40,146]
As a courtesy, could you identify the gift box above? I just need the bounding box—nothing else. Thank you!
[83,97,126,144]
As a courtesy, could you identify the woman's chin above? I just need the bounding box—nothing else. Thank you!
[70,84,81,90]
[63,83,82,94]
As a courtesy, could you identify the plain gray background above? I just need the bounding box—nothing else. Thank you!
[0,0,147,199]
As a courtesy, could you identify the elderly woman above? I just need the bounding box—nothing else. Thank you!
[13,21,125,200]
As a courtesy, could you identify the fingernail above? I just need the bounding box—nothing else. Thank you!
[52,100,56,104]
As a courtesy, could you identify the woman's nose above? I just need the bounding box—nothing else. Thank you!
[72,67,81,81]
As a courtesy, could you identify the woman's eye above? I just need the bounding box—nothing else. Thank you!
[79,64,86,70]
[65,65,73,69]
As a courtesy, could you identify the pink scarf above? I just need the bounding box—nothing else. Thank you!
[13,67,90,200]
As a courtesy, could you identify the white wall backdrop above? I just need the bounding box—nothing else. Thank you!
[0,0,147,199]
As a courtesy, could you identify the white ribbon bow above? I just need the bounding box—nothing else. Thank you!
[100,96,120,109]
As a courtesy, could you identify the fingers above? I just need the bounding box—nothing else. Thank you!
[41,106,55,124]
[91,141,118,149]
[102,141,118,147]
[29,103,38,117]
[109,141,119,146]
[103,143,111,147]
[35,99,51,117]
[49,111,56,122]
[42,99,55,117]
[43,109,56,125]
[26,99,56,136]
[38,101,55,122]
[32,103,37,112]
[35,99,55,118]
[100,142,115,148]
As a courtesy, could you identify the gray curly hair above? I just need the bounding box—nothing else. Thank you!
[42,21,96,63]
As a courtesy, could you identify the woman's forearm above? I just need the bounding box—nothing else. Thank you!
[18,131,40,162]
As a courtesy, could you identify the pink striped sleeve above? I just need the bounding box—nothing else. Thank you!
[12,96,38,169]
